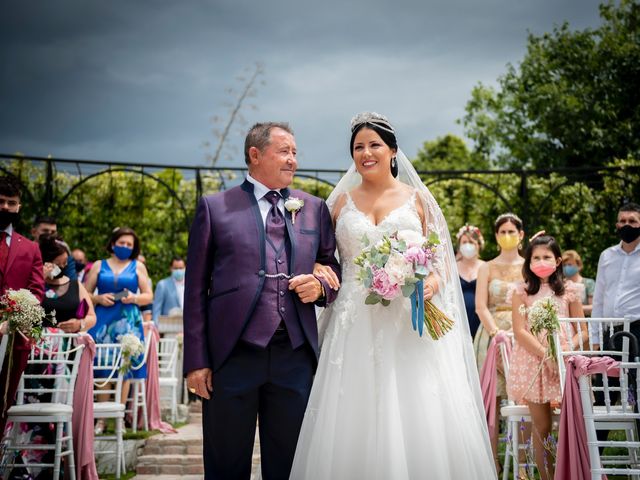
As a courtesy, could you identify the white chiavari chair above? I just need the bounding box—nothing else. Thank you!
[1,332,84,480]
[93,342,126,479]
[158,336,180,423]
[580,360,640,479]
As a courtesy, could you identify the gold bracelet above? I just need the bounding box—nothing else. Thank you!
[489,327,499,338]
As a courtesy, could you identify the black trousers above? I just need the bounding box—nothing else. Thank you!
[202,332,315,480]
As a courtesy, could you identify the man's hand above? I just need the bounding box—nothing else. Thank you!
[289,274,323,303]
[313,263,340,291]
[186,368,213,400]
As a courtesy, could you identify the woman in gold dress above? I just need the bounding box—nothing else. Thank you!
[473,212,525,469]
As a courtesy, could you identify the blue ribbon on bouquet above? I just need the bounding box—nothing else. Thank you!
[410,280,425,337]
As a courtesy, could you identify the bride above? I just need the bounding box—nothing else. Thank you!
[290,112,496,479]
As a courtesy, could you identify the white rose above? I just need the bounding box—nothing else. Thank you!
[284,197,304,212]
[397,229,424,247]
[384,251,414,286]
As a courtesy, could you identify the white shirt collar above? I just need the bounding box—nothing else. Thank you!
[615,240,640,255]
[246,174,285,200]
[2,224,13,237]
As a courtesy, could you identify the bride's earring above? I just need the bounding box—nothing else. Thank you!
[390,157,398,177]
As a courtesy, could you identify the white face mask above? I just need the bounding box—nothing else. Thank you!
[459,243,478,259]
[48,264,62,279]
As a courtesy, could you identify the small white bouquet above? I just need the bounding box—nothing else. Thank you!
[118,333,145,374]
[519,297,560,359]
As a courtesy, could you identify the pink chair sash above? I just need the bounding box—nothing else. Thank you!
[72,334,99,480]
[141,323,177,434]
[554,355,620,480]
[479,331,512,445]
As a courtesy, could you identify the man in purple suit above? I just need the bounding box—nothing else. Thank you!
[183,122,341,479]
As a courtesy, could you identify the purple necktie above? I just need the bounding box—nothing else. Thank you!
[264,191,285,250]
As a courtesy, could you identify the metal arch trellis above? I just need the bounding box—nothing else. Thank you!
[1,154,638,232]
[51,167,193,230]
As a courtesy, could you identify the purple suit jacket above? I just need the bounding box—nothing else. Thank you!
[183,181,341,375]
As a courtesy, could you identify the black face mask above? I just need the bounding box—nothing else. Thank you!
[618,225,640,244]
[75,262,86,273]
[0,210,19,230]
[53,267,66,279]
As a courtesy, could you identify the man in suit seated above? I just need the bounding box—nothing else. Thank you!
[152,256,186,326]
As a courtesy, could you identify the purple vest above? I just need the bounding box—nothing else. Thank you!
[241,223,305,349]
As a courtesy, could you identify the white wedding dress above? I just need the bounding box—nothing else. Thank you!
[290,191,496,479]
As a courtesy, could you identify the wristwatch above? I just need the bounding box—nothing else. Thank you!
[79,319,86,332]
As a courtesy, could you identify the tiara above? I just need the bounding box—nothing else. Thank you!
[495,212,522,225]
[350,112,395,134]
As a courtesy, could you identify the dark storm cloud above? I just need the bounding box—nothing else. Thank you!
[0,0,602,168]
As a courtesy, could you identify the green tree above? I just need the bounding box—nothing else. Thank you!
[461,0,640,169]
[412,134,488,171]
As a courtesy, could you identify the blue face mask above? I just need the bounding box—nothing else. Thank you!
[113,245,133,260]
[171,269,185,281]
[563,265,579,277]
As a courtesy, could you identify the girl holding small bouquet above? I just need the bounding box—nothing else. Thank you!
[508,233,586,480]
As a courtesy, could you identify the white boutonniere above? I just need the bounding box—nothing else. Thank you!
[284,197,304,224]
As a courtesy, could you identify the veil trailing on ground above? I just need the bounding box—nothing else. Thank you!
[326,139,492,454]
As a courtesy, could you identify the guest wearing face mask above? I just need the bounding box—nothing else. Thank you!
[561,250,595,317]
[84,227,153,426]
[71,248,91,282]
[473,213,525,469]
[152,256,186,325]
[456,225,485,338]
[0,176,44,435]
[508,233,586,480]
[592,202,640,333]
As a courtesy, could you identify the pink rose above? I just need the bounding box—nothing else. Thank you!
[371,268,401,301]
[404,246,428,267]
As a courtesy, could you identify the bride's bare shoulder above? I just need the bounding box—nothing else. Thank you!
[330,192,349,225]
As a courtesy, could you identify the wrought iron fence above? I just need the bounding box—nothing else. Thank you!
[2,153,638,280]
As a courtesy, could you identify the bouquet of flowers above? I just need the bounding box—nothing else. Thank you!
[354,229,454,339]
[519,297,560,359]
[0,288,55,409]
[118,333,145,374]
[0,288,53,343]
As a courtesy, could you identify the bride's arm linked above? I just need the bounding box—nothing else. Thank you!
[313,193,348,291]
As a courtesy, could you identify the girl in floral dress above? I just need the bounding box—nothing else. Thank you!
[508,234,586,480]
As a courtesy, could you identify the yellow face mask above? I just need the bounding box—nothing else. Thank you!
[496,233,520,251]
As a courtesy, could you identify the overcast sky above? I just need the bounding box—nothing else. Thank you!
[0,0,604,172]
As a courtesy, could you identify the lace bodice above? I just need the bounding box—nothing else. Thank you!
[335,191,422,281]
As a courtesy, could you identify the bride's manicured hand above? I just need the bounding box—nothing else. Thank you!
[289,274,323,303]
[313,263,340,290]
[423,284,435,301]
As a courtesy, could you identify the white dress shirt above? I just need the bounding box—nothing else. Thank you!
[174,279,185,309]
[246,174,285,226]
[592,241,640,321]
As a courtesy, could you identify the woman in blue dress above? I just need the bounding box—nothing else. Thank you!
[85,227,153,421]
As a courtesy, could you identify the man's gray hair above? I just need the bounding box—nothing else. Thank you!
[244,122,293,165]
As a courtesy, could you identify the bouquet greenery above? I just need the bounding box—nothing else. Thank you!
[354,229,454,339]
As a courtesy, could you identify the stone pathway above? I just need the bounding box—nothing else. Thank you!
[132,402,261,479]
